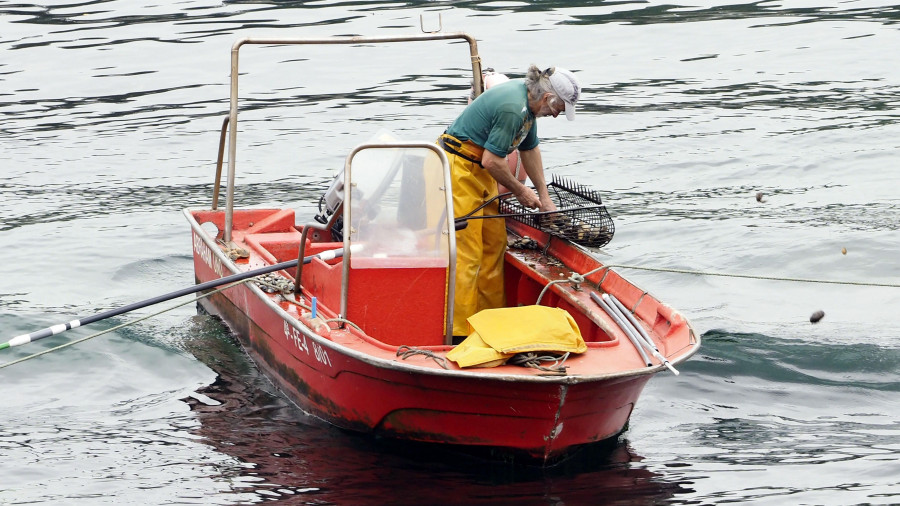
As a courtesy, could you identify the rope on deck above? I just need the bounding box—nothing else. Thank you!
[535,264,608,305]
[396,345,449,370]
[509,351,571,376]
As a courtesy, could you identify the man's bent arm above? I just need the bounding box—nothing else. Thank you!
[519,147,556,212]
[482,149,541,209]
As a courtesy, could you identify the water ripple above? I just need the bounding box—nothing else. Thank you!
[566,2,900,26]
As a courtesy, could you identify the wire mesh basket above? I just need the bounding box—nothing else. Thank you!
[499,175,615,248]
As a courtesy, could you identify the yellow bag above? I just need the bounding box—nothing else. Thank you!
[445,331,513,368]
[447,306,586,368]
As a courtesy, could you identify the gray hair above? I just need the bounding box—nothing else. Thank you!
[524,65,556,101]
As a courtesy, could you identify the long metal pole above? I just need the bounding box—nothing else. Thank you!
[1,247,347,351]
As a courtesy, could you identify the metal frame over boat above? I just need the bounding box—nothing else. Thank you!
[185,32,700,463]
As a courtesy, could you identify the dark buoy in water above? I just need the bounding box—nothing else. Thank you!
[810,310,825,323]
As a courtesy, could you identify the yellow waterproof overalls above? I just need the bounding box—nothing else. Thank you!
[438,134,507,336]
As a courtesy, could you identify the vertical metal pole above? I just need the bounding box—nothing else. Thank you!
[440,147,456,345]
[224,39,244,243]
[466,35,484,99]
[212,116,229,210]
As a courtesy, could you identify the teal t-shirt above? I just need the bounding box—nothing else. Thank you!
[445,80,539,157]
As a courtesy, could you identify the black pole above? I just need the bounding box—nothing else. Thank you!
[2,247,344,350]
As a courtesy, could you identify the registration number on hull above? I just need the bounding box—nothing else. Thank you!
[283,321,332,367]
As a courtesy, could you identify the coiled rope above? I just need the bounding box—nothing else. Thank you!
[508,351,571,376]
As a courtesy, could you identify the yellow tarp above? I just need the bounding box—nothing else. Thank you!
[447,306,587,368]
[445,331,513,368]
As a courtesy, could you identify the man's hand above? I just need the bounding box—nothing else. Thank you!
[513,187,541,209]
[518,147,557,213]
[538,197,557,213]
[482,147,554,211]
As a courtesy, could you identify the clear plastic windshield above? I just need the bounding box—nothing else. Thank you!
[346,146,450,268]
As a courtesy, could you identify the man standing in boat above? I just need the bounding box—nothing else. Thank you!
[438,65,581,337]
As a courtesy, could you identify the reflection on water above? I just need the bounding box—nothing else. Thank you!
[181,313,691,504]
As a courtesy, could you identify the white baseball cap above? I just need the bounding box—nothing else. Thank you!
[547,67,581,121]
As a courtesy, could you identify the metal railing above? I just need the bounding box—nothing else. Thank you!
[216,32,484,243]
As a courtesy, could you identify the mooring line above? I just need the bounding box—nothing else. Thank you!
[601,264,900,288]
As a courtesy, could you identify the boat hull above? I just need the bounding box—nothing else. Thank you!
[187,208,696,462]
[197,282,651,462]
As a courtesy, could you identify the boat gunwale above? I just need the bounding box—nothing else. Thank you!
[185,208,701,384]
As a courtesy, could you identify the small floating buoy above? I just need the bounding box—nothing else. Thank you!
[841,247,847,255]
[810,310,825,323]
[756,192,765,203]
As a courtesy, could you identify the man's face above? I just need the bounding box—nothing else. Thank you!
[537,93,565,118]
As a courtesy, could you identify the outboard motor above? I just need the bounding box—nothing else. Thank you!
[315,170,345,240]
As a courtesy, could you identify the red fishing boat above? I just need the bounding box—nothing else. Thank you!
[185,32,699,463]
